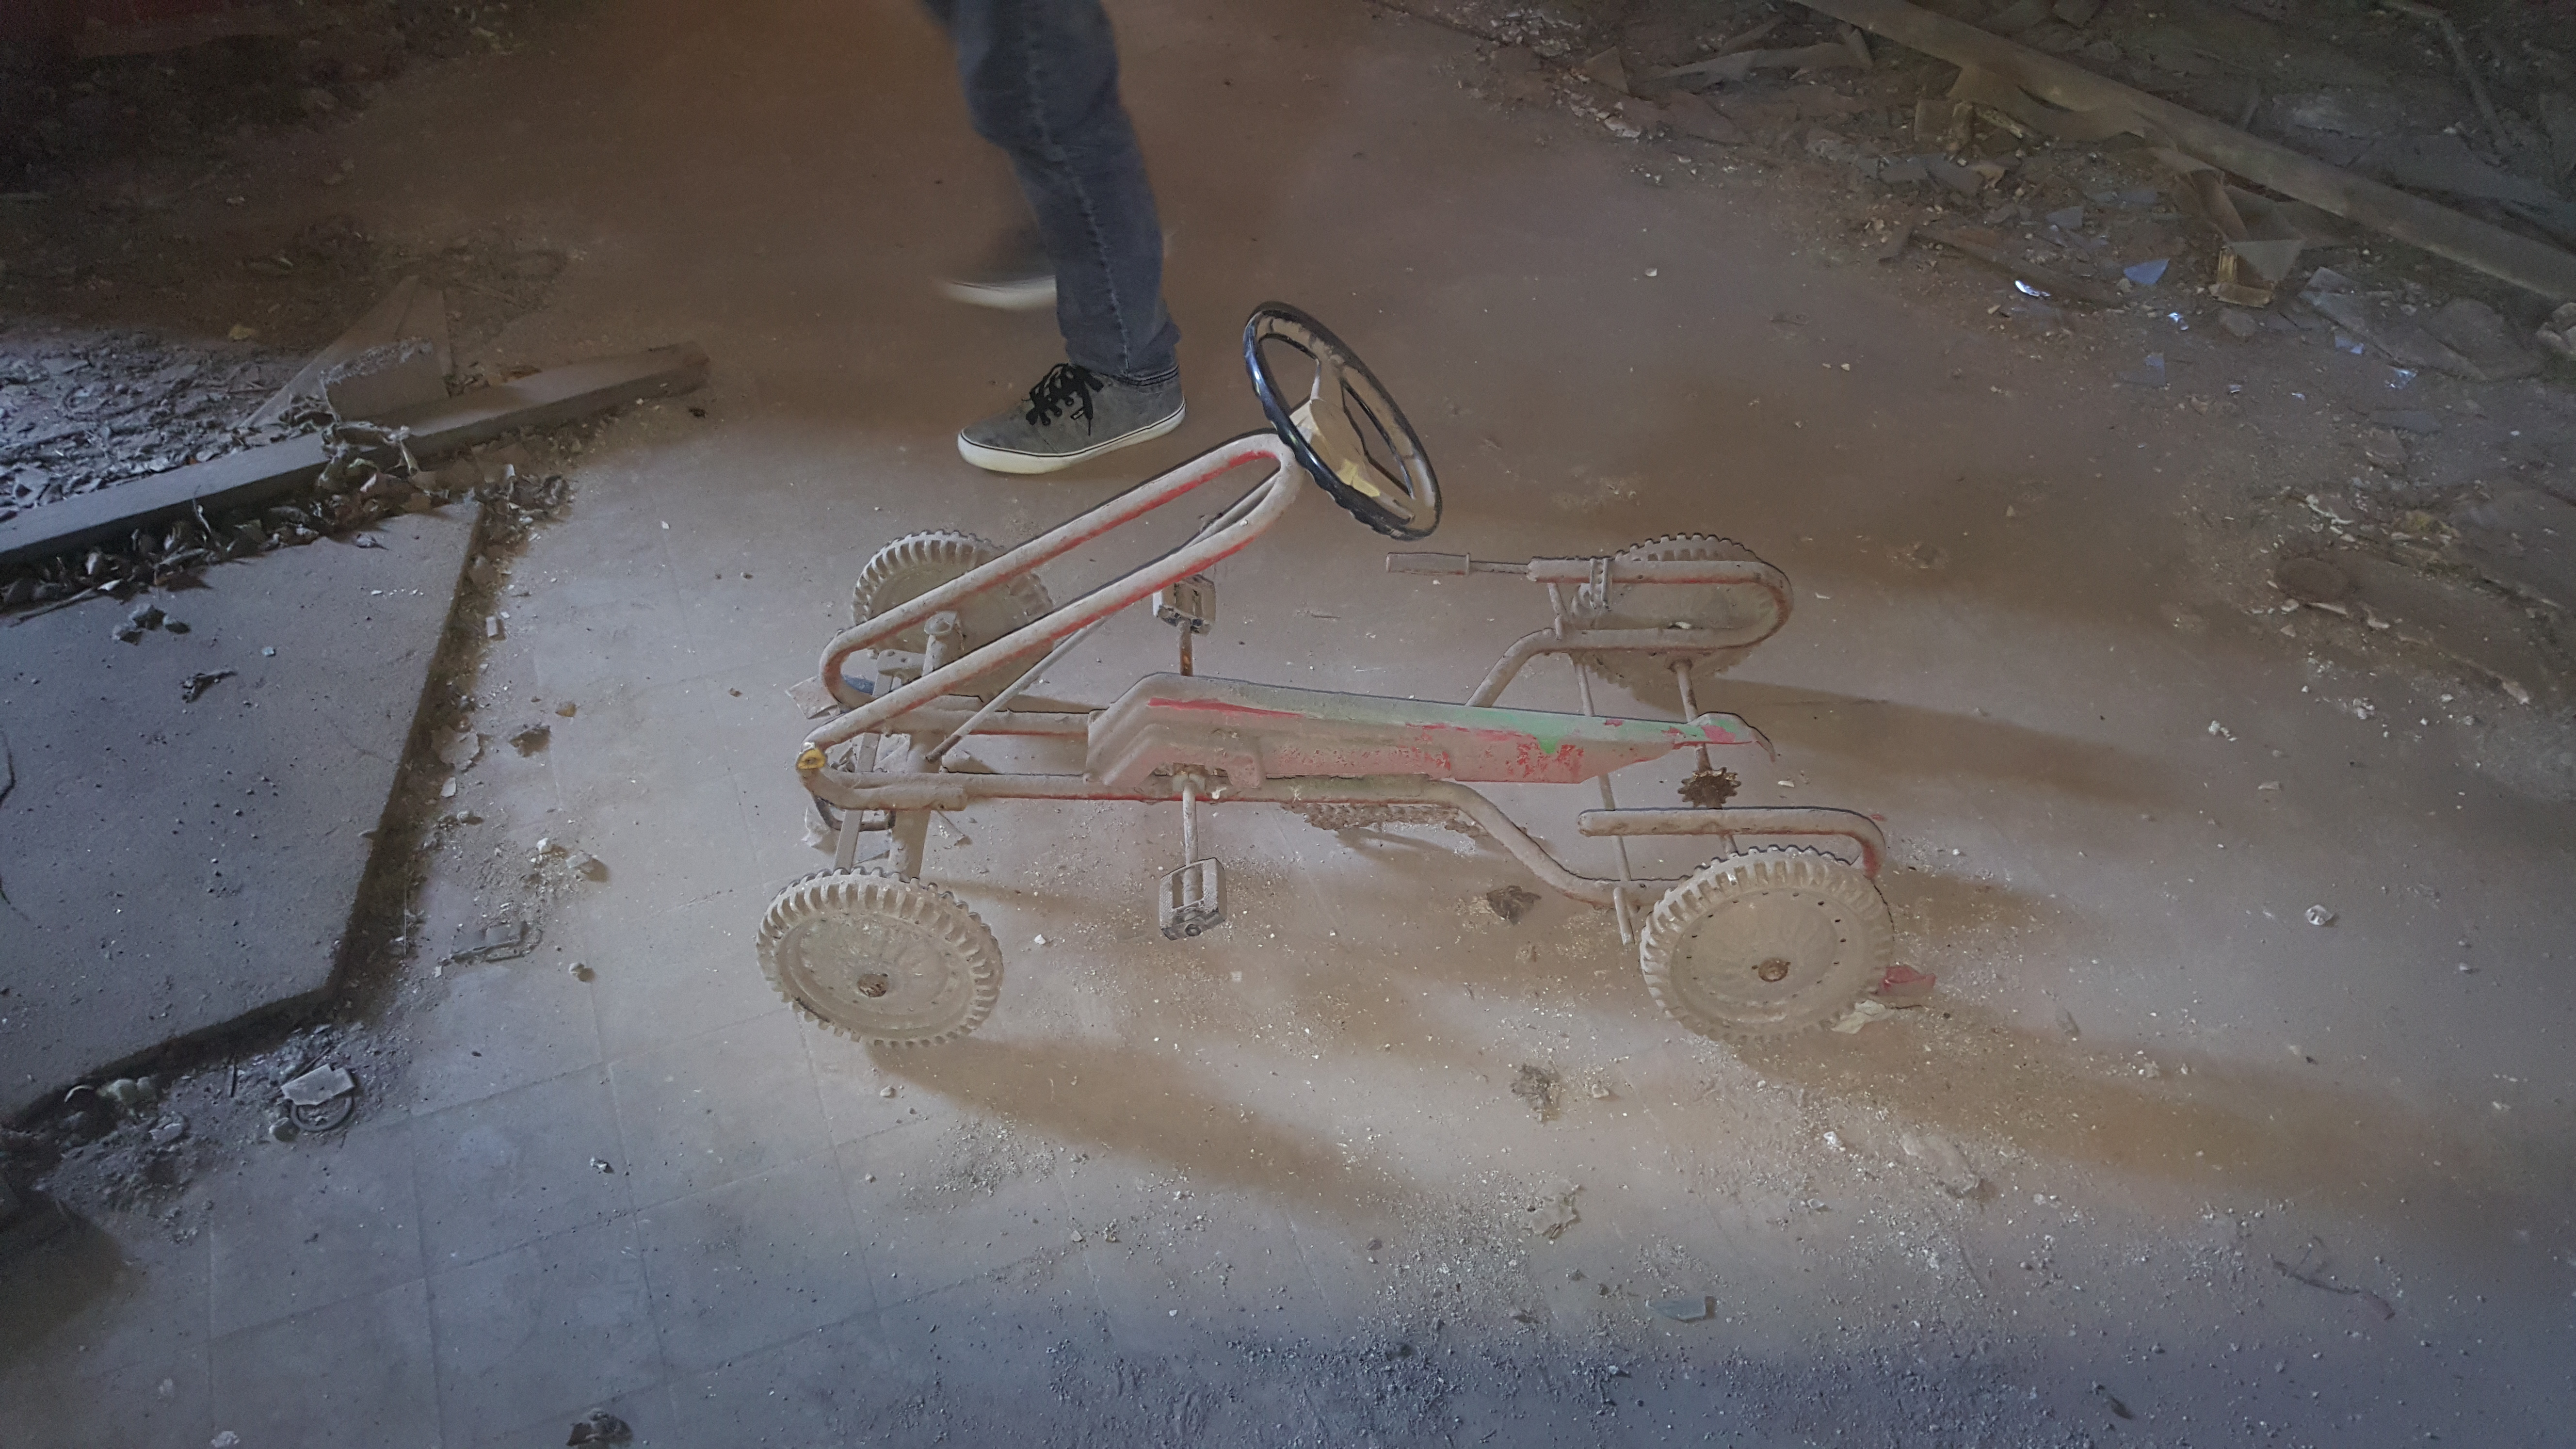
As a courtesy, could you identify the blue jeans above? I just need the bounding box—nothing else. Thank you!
[924,0,1180,387]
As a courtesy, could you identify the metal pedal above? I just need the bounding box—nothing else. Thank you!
[1157,772,1224,939]
[1158,857,1224,939]
[1153,574,1214,675]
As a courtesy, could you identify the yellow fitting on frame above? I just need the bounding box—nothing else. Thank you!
[794,744,826,772]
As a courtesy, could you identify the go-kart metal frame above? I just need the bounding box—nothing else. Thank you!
[760,304,1918,1047]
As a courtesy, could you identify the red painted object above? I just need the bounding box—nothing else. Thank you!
[1085,673,1767,789]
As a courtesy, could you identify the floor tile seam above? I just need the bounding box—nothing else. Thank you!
[612,1157,682,1401]
[652,1307,867,1383]
[202,1132,435,1339]
[582,876,764,927]
[408,1053,615,1131]
[432,1238,676,1449]
[599,1002,793,1091]
[418,1195,655,1285]
[1277,1207,1362,1341]
[413,1240,459,1449]
[203,1264,434,1349]
[583,1117,871,1406]
[800,1029,887,1318]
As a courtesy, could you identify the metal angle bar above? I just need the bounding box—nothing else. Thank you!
[1578,806,1888,876]
[805,435,1303,757]
[813,432,1292,711]
[797,768,1678,909]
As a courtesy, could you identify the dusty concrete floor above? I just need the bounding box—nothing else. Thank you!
[4,0,2574,1444]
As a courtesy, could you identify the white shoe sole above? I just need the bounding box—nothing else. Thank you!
[956,402,1187,475]
[936,276,1058,311]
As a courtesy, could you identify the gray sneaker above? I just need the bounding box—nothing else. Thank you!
[935,227,1056,311]
[957,363,1186,475]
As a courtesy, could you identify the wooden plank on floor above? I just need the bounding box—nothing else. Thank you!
[0,342,708,569]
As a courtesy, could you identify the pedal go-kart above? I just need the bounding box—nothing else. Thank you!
[760,305,1914,1046]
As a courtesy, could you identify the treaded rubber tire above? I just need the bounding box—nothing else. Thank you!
[757,868,1003,1046]
[851,531,1054,690]
[1581,533,1773,705]
[1638,847,1892,1041]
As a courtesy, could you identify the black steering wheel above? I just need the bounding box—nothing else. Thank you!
[1242,304,1441,541]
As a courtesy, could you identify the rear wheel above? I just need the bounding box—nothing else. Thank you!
[851,531,1054,691]
[1638,848,1891,1040]
[757,869,1003,1045]
[1579,533,1779,708]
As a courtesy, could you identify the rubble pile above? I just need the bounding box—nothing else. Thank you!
[1438,0,2576,360]
[0,423,535,612]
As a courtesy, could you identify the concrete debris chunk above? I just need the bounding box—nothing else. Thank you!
[2451,489,2576,612]
[1829,996,1894,1031]
[2539,302,2576,359]
[1660,92,1745,145]
[440,729,483,770]
[1650,1295,1715,1322]
[566,1410,633,1446]
[1577,47,1628,95]
[2420,298,2541,381]
[99,1077,158,1114]
[452,916,539,964]
[279,1063,355,1107]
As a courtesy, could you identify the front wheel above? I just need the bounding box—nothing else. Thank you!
[1638,848,1892,1040]
[757,869,1003,1045]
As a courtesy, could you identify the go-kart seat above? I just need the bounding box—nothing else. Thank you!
[1085,673,1765,790]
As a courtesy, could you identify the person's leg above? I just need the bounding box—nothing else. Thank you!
[942,0,1177,385]
[933,0,1184,471]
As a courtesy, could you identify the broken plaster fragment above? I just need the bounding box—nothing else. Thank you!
[439,730,483,770]
[280,1063,356,1107]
